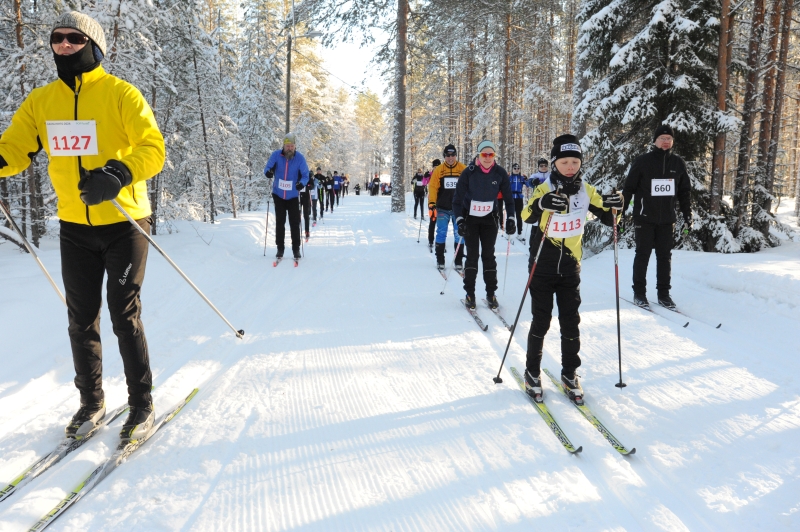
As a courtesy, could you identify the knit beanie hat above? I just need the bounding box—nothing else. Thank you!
[476,140,496,153]
[52,11,106,58]
[283,132,297,145]
[432,159,441,167]
[443,144,457,157]
[653,124,674,142]
[550,134,583,162]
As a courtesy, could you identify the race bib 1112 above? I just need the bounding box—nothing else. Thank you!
[46,121,98,156]
[469,200,493,217]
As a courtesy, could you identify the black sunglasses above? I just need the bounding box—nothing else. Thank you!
[50,32,89,45]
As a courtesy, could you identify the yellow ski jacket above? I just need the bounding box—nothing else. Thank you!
[0,66,164,225]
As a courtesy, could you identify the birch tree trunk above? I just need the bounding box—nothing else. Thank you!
[391,0,408,213]
[191,44,217,223]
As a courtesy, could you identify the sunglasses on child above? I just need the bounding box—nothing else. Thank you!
[50,33,90,45]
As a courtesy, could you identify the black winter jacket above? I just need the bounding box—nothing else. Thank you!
[452,162,515,222]
[622,148,691,225]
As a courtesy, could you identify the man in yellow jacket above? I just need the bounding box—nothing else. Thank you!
[428,144,467,271]
[0,12,165,442]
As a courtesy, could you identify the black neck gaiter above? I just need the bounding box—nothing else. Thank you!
[53,44,101,90]
[550,168,583,196]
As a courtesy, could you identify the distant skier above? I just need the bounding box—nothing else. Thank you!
[509,163,528,243]
[622,124,692,311]
[520,134,622,404]
[333,171,343,206]
[372,174,381,196]
[452,140,515,310]
[299,170,315,239]
[313,167,325,219]
[528,158,550,189]
[428,144,466,271]
[0,11,165,441]
[325,171,335,212]
[412,168,426,219]
[264,132,309,260]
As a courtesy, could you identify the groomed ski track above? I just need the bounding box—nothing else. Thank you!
[0,193,798,531]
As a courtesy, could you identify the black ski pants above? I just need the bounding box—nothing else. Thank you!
[514,198,524,235]
[327,189,335,211]
[60,218,153,408]
[526,273,581,379]
[428,209,436,245]
[273,194,301,252]
[311,198,318,221]
[633,221,673,296]
[335,189,341,205]
[413,192,425,218]
[300,192,311,233]
[463,217,498,297]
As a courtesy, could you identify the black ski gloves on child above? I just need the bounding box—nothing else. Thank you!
[601,191,624,209]
[78,160,132,206]
[538,192,567,212]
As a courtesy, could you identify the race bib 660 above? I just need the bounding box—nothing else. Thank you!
[46,121,98,156]
[651,179,675,196]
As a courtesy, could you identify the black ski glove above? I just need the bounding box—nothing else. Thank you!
[601,191,624,209]
[506,218,516,235]
[538,192,567,212]
[456,217,466,237]
[265,169,274,179]
[296,180,305,190]
[78,160,132,206]
[0,154,7,170]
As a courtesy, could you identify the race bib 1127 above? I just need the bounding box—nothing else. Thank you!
[46,121,98,156]
[651,179,675,196]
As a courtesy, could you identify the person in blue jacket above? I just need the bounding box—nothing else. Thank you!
[508,163,528,242]
[264,132,309,260]
[333,171,343,206]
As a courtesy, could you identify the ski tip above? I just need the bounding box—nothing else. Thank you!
[481,324,488,331]
[716,323,722,329]
[626,447,637,455]
[572,446,583,454]
[682,322,689,328]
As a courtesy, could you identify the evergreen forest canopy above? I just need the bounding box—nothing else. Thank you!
[1,0,799,254]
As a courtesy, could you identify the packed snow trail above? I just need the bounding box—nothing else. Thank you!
[0,194,798,531]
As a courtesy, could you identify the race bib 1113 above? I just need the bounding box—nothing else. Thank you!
[547,210,585,238]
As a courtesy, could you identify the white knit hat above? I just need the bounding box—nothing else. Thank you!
[52,11,107,57]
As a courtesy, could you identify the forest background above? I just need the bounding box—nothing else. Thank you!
[1,0,799,253]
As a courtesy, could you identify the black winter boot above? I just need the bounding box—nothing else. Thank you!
[435,243,446,268]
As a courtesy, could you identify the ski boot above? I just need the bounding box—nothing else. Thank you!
[65,401,106,439]
[487,295,499,310]
[454,262,464,274]
[120,404,155,442]
[305,231,310,239]
[658,293,676,310]
[437,263,445,272]
[464,294,477,310]
[293,249,302,261]
[428,243,434,253]
[561,374,584,406]
[633,293,649,310]
[524,370,543,403]
[275,249,284,259]
[516,235,526,243]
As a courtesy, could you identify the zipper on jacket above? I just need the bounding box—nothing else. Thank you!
[73,75,93,226]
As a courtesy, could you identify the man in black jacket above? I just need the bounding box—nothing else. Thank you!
[622,124,692,310]
[452,140,515,309]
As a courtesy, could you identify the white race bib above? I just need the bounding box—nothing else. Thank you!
[469,200,494,217]
[547,210,585,238]
[651,179,675,196]
[443,177,458,189]
[278,179,293,191]
[311,190,318,199]
[326,185,332,190]
[46,121,98,156]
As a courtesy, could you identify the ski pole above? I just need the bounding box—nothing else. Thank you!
[502,236,511,295]
[416,211,423,243]
[263,178,273,256]
[494,186,561,384]
[0,200,66,307]
[111,200,245,339]
[439,237,464,295]
[612,202,626,388]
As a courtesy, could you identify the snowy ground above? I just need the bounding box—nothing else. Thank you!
[1,193,799,531]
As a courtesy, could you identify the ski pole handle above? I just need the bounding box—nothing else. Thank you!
[111,200,245,339]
